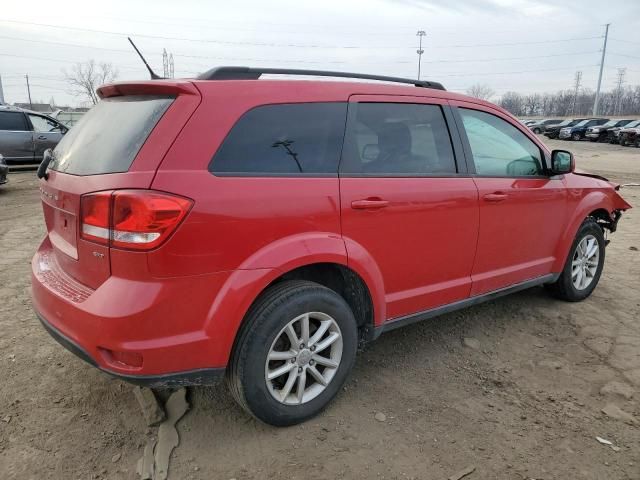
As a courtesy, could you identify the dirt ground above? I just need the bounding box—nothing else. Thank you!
[0,138,639,480]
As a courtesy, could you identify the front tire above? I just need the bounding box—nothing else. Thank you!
[572,132,582,141]
[227,280,358,426]
[546,219,605,302]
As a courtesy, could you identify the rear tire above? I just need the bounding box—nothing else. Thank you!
[546,219,605,302]
[227,280,358,426]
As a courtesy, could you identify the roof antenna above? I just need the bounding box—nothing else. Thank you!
[128,37,164,80]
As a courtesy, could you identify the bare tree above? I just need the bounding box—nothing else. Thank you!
[63,60,118,105]
[466,83,495,101]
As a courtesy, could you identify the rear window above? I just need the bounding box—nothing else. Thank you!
[49,95,173,175]
[210,103,347,175]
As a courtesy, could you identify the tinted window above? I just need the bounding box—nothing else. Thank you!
[340,103,456,175]
[0,112,28,131]
[49,96,173,175]
[460,108,544,176]
[28,114,63,133]
[211,103,347,175]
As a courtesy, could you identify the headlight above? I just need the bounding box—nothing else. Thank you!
[592,128,601,133]
[0,154,5,165]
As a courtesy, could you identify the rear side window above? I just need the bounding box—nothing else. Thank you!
[340,103,457,175]
[49,95,173,176]
[0,111,29,131]
[211,103,347,175]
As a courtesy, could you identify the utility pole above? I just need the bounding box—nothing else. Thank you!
[416,30,426,80]
[593,23,610,116]
[614,67,626,115]
[25,74,32,109]
[162,49,175,78]
[571,71,582,115]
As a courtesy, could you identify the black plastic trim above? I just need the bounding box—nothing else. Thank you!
[371,273,559,340]
[197,66,446,90]
[36,312,224,388]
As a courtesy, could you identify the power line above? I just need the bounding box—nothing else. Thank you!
[0,19,605,50]
[0,32,605,67]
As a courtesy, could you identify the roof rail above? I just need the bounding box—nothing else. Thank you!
[196,66,445,90]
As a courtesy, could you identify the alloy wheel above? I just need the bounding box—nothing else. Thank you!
[265,312,343,405]
[571,234,600,290]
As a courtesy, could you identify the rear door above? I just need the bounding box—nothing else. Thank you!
[0,110,34,164]
[451,102,568,296]
[339,96,479,320]
[40,84,201,289]
[26,113,66,161]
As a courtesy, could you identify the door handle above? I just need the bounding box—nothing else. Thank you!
[483,192,508,202]
[351,198,390,209]
[37,135,47,140]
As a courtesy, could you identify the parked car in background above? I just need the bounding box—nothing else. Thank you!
[607,120,640,144]
[520,119,537,126]
[0,154,8,185]
[559,118,609,141]
[31,68,631,427]
[528,118,562,134]
[543,118,588,139]
[586,119,634,142]
[619,124,640,146]
[0,105,68,166]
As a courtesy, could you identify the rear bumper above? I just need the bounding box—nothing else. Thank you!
[36,311,224,387]
[31,237,233,385]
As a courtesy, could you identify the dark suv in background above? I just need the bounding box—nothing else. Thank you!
[586,119,634,142]
[559,118,609,141]
[0,105,68,166]
[543,118,587,139]
[608,120,640,144]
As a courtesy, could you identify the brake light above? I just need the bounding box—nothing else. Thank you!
[80,191,111,245]
[80,190,192,251]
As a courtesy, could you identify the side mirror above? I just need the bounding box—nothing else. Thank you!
[362,144,379,161]
[550,149,574,174]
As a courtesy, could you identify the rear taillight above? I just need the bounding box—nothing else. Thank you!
[80,190,192,251]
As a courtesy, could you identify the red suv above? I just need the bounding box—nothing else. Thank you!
[31,68,631,426]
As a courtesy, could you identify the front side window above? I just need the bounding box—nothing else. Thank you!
[29,114,64,133]
[211,103,347,175]
[340,103,457,175]
[459,108,544,176]
[0,112,28,131]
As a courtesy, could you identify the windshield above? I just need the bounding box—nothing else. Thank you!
[49,95,173,176]
[601,120,618,127]
[575,120,590,127]
[557,120,572,126]
[624,120,640,128]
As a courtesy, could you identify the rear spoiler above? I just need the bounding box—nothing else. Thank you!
[97,81,200,99]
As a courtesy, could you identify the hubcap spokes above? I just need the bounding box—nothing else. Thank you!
[265,312,343,405]
[571,235,599,290]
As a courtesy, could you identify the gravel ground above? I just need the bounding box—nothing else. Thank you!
[0,138,638,480]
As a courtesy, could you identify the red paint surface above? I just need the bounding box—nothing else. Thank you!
[31,79,631,377]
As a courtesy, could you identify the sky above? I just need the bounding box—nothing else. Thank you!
[1,0,639,107]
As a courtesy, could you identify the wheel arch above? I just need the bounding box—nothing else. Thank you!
[552,192,615,271]
[203,233,385,367]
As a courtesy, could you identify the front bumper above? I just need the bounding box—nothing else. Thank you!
[586,133,600,139]
[558,131,572,139]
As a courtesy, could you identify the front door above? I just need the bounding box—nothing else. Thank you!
[339,96,479,320]
[452,103,568,296]
[26,114,66,161]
